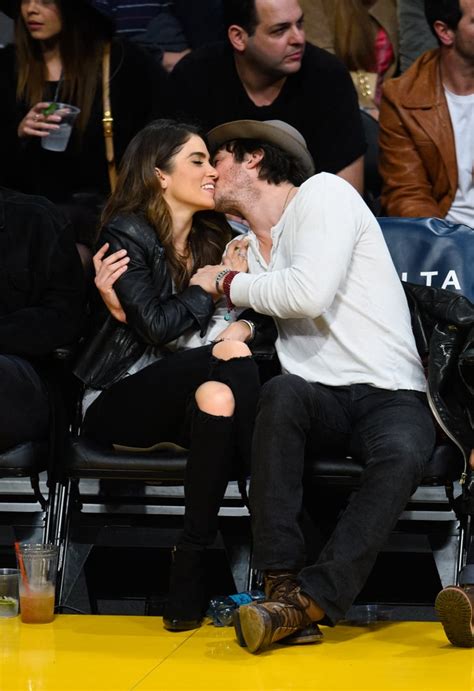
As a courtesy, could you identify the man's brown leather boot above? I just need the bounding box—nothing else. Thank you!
[233,583,323,654]
[263,572,324,645]
[435,585,474,648]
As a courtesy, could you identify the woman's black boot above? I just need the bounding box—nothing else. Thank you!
[163,546,208,631]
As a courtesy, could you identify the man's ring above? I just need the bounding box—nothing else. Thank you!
[33,114,39,121]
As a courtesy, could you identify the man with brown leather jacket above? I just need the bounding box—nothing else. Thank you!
[379,0,474,225]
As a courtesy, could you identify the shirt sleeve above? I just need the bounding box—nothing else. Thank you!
[230,175,361,319]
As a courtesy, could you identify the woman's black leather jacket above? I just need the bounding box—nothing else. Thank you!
[404,283,474,482]
[74,213,276,389]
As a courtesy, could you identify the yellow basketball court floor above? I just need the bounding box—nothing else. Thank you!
[1,615,472,691]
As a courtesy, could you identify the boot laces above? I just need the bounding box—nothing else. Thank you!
[264,585,313,630]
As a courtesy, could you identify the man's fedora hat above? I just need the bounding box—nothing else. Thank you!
[207,119,315,179]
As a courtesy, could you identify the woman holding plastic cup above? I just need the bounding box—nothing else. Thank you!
[0,0,167,248]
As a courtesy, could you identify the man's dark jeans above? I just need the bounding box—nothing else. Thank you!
[249,374,436,626]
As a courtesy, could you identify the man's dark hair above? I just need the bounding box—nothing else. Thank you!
[424,0,462,39]
[223,139,308,186]
[223,0,259,35]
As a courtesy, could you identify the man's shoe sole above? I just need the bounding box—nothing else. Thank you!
[233,604,272,653]
[233,608,247,647]
[233,607,323,652]
[435,587,474,648]
[281,623,323,645]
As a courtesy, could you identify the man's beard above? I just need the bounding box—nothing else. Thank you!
[214,193,241,217]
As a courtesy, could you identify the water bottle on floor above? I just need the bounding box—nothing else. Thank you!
[207,590,265,626]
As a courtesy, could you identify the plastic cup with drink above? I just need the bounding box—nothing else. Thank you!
[41,102,81,152]
[0,568,20,618]
[15,543,58,624]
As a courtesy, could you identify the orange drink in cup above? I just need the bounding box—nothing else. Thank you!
[19,583,56,624]
[15,544,58,624]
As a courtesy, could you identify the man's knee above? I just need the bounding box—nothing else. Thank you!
[368,429,435,488]
[261,373,309,398]
[259,374,311,417]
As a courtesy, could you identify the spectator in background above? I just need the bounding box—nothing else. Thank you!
[98,0,191,72]
[0,187,84,453]
[297,0,334,52]
[173,0,225,48]
[0,0,167,248]
[333,0,398,116]
[300,0,398,118]
[169,0,366,194]
[102,1,225,72]
[398,0,437,71]
[379,0,474,225]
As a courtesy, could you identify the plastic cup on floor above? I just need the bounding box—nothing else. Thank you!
[16,544,58,624]
[0,568,19,618]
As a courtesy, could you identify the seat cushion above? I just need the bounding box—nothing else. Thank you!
[65,436,188,482]
[305,443,463,488]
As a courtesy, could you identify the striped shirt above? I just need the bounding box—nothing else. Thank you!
[97,1,174,36]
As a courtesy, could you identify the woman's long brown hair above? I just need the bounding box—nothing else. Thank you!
[102,119,231,291]
[15,0,113,132]
[333,0,377,73]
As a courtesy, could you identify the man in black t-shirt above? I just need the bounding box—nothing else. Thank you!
[169,0,366,193]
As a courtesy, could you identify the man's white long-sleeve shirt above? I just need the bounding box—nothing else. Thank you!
[231,173,426,391]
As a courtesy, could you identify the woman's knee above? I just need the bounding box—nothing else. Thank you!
[212,340,252,361]
[195,381,235,417]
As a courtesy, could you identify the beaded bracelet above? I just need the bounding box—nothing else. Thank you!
[222,270,239,321]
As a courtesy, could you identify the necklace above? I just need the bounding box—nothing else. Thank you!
[281,186,295,216]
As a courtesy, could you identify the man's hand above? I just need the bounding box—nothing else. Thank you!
[190,240,248,296]
[93,243,129,323]
[223,237,249,273]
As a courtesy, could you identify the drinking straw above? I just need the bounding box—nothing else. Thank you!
[14,542,31,594]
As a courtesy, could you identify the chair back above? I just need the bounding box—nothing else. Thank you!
[377,216,474,302]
